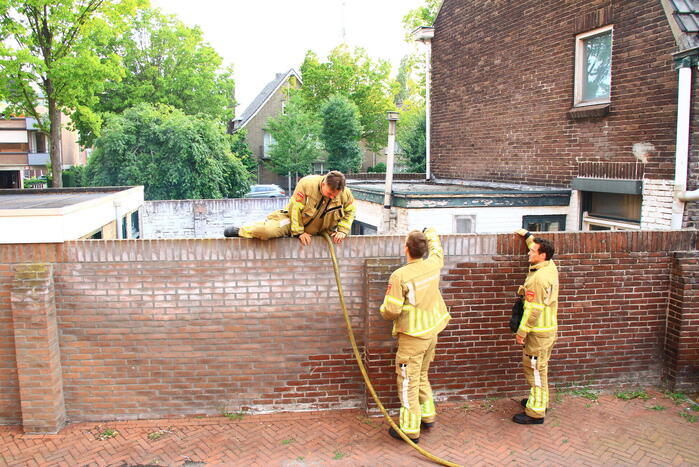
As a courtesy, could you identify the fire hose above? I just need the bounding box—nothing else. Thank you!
[322,232,464,467]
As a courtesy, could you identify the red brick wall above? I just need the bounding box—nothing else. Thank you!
[0,264,21,424]
[0,232,697,429]
[431,0,678,186]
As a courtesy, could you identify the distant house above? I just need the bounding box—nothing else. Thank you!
[425,0,699,232]
[0,115,88,189]
[229,69,302,189]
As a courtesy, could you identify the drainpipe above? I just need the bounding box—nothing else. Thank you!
[672,65,693,228]
[113,200,122,239]
[412,26,434,181]
[382,111,399,234]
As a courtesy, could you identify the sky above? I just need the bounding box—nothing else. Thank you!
[149,0,426,115]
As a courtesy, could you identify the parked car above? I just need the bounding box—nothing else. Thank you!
[244,184,287,198]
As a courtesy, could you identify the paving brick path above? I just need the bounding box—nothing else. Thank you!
[1,389,697,467]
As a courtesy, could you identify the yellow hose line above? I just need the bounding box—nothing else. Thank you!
[322,233,464,467]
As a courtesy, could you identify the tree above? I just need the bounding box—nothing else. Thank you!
[75,8,235,146]
[265,93,322,178]
[229,128,257,179]
[320,95,362,174]
[300,44,395,151]
[397,106,426,173]
[402,0,441,39]
[0,0,145,188]
[86,103,251,200]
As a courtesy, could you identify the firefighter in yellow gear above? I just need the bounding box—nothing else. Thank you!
[379,227,451,443]
[513,229,559,424]
[225,171,356,246]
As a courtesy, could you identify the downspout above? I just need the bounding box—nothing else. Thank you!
[672,58,696,227]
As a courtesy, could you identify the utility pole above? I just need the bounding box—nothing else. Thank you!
[381,111,399,234]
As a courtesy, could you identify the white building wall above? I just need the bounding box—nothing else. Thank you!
[641,179,674,230]
[355,199,575,234]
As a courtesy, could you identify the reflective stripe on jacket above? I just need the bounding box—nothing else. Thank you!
[286,175,356,236]
[379,228,451,339]
[517,236,559,339]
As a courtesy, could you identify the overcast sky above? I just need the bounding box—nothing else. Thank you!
[149,0,426,115]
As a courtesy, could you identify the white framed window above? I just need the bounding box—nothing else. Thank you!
[574,25,613,106]
[453,215,475,233]
[262,131,275,159]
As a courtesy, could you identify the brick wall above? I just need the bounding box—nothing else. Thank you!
[431,0,678,187]
[1,231,698,432]
[142,198,288,239]
[642,179,674,229]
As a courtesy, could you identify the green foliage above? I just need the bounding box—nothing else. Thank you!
[62,165,87,187]
[76,8,235,146]
[572,386,599,401]
[397,106,426,172]
[367,162,386,173]
[95,427,119,440]
[0,0,146,187]
[320,95,362,174]
[614,390,651,401]
[223,411,245,421]
[664,390,688,405]
[649,405,667,411]
[86,104,251,200]
[265,93,322,177]
[300,45,394,151]
[402,0,441,38]
[679,411,697,423]
[229,128,257,179]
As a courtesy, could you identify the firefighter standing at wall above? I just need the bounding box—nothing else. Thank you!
[512,229,559,424]
[379,227,451,443]
[224,171,356,246]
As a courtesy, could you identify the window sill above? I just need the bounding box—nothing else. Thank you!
[567,103,610,119]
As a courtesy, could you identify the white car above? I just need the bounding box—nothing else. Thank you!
[244,184,287,198]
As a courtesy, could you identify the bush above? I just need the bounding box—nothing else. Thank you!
[367,162,386,173]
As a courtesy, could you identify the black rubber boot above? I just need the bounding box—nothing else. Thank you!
[512,412,544,424]
[388,426,419,444]
[223,226,240,237]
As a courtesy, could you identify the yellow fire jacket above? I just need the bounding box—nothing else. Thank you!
[286,174,356,236]
[516,235,559,341]
[379,228,451,339]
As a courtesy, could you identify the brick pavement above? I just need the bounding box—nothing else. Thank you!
[1,388,698,467]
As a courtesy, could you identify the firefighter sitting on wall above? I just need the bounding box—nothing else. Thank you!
[379,227,451,444]
[224,171,356,246]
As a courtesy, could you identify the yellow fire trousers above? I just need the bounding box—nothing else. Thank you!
[239,210,291,240]
[395,333,438,439]
[522,334,556,418]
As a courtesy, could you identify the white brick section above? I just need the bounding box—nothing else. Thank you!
[354,199,573,234]
[641,179,674,230]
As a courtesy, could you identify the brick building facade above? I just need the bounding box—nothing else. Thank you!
[430,0,697,231]
[1,232,698,433]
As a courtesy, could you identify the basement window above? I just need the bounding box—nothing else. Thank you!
[522,215,566,232]
[453,215,475,233]
[581,191,640,231]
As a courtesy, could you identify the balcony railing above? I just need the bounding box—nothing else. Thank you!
[577,161,644,180]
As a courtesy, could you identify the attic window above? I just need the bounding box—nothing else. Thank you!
[574,25,613,107]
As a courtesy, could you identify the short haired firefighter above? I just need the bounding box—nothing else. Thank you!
[224,171,355,246]
[379,227,451,443]
[512,229,559,424]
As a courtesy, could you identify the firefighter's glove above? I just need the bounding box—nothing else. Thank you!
[515,228,529,238]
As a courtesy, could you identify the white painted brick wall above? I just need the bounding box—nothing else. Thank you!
[641,179,674,230]
[354,199,574,234]
[143,198,289,239]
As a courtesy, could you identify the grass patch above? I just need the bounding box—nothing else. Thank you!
[281,438,295,445]
[615,390,651,401]
[223,411,245,421]
[573,386,599,401]
[664,390,687,405]
[95,427,119,440]
[147,428,173,441]
[333,449,346,460]
[649,405,666,411]
[679,411,697,423]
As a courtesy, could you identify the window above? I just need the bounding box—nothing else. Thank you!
[312,162,325,174]
[522,215,566,232]
[581,192,640,231]
[575,26,612,106]
[351,221,377,236]
[263,132,275,159]
[130,211,140,239]
[453,215,475,233]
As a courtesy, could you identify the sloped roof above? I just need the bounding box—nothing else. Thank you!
[231,69,302,132]
[664,0,699,53]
